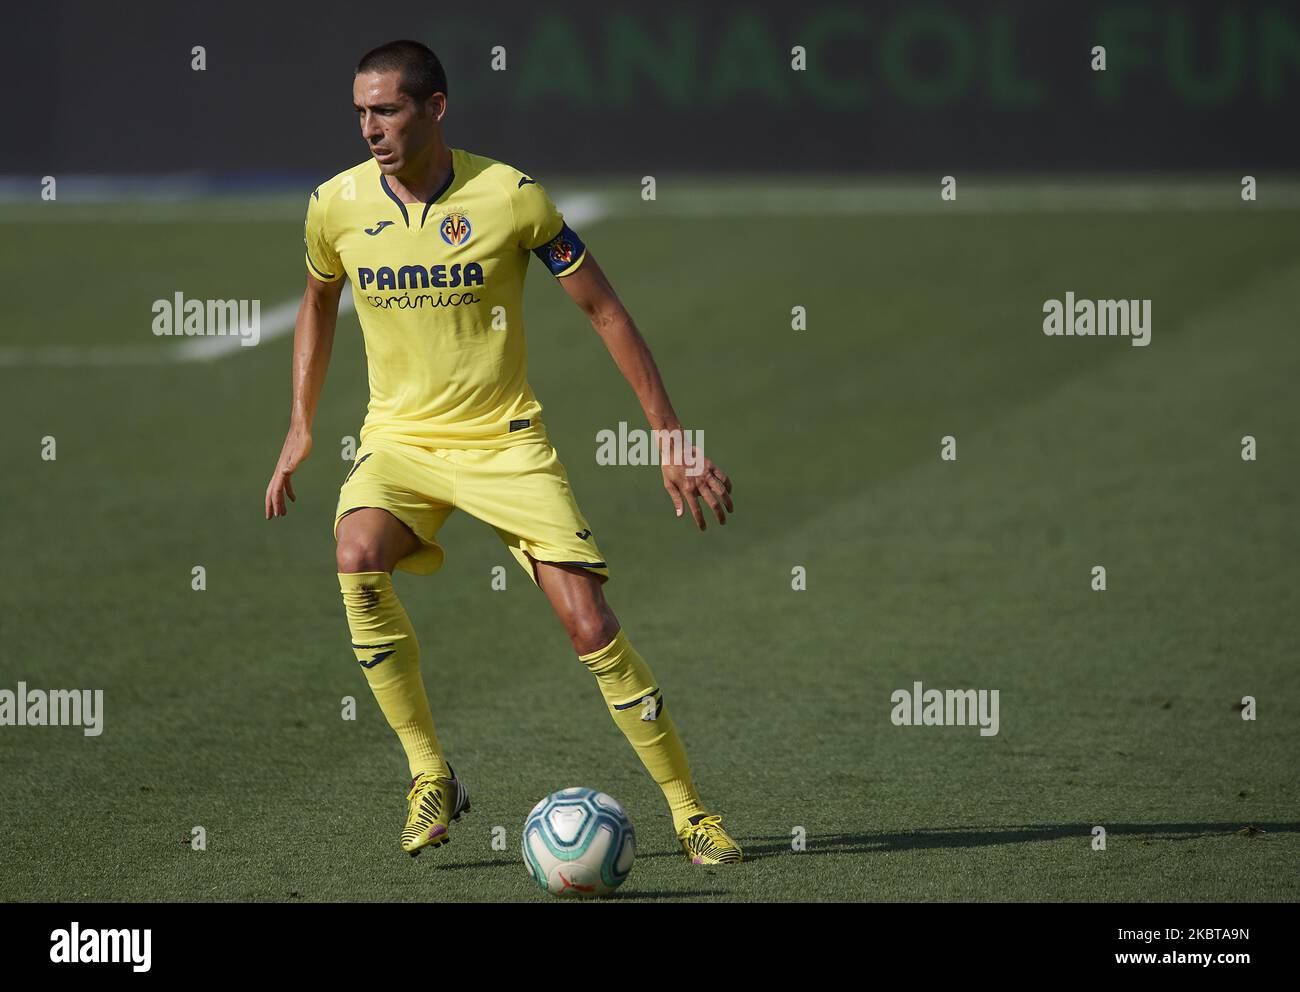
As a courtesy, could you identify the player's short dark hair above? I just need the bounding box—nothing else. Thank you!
[356,40,448,103]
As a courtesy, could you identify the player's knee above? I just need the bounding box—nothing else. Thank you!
[569,611,621,656]
[336,540,390,574]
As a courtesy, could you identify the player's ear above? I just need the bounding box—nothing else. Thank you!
[428,92,447,123]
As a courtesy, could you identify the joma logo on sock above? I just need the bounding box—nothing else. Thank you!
[613,689,662,721]
[50,923,151,972]
[890,681,1000,737]
[1042,293,1152,347]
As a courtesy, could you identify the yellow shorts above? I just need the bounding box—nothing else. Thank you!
[333,432,609,585]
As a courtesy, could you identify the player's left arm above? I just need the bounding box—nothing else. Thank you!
[556,252,733,530]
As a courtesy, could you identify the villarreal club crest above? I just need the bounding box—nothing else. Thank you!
[439,212,472,247]
[548,236,575,267]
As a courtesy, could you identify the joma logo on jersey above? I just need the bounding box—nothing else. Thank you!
[357,262,485,291]
[439,213,472,246]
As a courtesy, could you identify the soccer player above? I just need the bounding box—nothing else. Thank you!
[263,40,741,866]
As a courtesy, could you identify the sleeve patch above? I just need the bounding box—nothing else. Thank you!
[532,223,586,276]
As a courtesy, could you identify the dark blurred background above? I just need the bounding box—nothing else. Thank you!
[7,0,1298,179]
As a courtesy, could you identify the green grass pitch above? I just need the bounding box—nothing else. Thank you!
[0,179,1296,901]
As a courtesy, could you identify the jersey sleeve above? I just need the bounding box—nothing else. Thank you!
[303,187,343,283]
[514,176,587,278]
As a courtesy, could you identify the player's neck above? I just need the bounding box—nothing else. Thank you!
[386,143,453,203]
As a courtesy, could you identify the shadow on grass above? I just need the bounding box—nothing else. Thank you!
[729,822,1300,860]
[416,821,1296,876]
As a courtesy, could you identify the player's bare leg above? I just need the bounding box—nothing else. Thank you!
[533,561,742,864]
[337,508,468,855]
[532,559,621,655]
[336,506,422,574]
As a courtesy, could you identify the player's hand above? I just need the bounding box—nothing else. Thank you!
[660,436,733,530]
[265,426,312,519]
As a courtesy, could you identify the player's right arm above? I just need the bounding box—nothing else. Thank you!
[266,186,348,519]
[265,272,345,519]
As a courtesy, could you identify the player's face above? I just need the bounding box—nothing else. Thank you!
[352,71,443,175]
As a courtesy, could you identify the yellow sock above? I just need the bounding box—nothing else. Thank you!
[339,571,449,780]
[578,630,705,832]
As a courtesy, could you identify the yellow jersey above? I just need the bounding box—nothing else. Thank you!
[303,148,587,448]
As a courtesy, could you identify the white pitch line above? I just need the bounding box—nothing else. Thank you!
[0,195,610,368]
[0,297,355,368]
[6,180,1279,368]
[170,292,358,363]
[597,183,1300,217]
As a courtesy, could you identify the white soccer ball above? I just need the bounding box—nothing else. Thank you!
[521,787,636,897]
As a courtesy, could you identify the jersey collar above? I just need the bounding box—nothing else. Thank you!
[378,150,457,228]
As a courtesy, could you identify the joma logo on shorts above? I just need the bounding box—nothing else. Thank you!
[357,263,485,291]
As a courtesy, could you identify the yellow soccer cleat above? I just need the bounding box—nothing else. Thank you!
[401,766,471,856]
[677,813,743,865]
